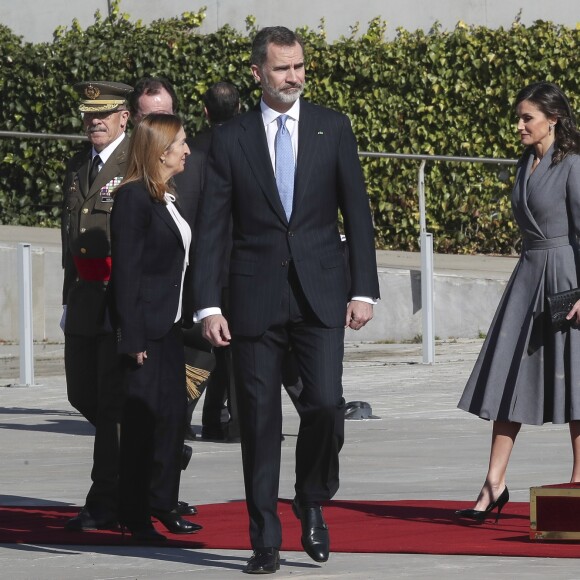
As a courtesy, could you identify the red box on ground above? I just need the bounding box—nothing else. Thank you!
[530,483,580,540]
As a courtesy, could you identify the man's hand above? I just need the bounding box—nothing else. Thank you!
[202,314,232,347]
[345,300,374,331]
[129,351,147,366]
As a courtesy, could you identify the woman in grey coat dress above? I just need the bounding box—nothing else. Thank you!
[456,82,580,522]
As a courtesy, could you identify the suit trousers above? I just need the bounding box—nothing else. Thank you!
[202,287,240,438]
[232,263,345,549]
[119,324,187,525]
[64,332,125,516]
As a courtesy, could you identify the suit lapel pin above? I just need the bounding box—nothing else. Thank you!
[317,131,324,135]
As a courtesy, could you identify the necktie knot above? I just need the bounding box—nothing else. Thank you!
[275,115,294,221]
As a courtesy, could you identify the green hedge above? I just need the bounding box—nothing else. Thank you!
[1,2,580,253]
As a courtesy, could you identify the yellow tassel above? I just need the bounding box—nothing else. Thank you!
[185,363,211,400]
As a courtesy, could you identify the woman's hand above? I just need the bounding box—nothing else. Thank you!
[129,351,148,366]
[566,300,580,325]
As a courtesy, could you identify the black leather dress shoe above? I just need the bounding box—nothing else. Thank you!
[121,522,167,543]
[184,426,197,441]
[151,508,203,534]
[292,499,329,562]
[177,500,198,516]
[65,506,118,531]
[243,548,280,574]
[224,423,241,443]
[201,426,225,441]
[182,444,193,470]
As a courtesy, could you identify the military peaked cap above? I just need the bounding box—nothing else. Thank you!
[74,80,133,113]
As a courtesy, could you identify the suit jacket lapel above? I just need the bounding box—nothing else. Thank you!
[153,202,185,250]
[518,149,544,237]
[79,152,91,198]
[293,100,318,219]
[526,143,553,203]
[238,110,288,224]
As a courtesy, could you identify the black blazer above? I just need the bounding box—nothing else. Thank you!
[110,181,187,353]
[188,127,213,156]
[173,143,205,230]
[193,99,379,336]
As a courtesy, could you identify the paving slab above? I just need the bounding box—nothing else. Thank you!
[1,340,579,579]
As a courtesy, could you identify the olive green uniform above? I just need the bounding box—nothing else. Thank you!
[61,137,128,519]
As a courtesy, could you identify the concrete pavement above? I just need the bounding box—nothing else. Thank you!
[1,340,580,579]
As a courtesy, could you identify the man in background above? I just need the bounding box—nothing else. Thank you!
[189,82,242,443]
[129,77,206,228]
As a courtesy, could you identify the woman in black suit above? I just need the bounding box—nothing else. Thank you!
[111,113,201,541]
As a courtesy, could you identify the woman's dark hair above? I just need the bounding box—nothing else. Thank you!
[515,81,580,165]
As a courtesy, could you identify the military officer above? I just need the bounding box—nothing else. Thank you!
[61,81,131,530]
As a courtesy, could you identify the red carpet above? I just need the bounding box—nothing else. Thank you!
[2,499,580,557]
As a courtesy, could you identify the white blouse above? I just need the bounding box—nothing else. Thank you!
[164,193,192,323]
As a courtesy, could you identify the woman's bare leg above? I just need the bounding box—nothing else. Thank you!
[569,420,580,482]
[472,420,521,510]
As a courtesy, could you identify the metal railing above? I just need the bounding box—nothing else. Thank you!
[359,151,518,364]
[0,130,87,141]
[1,130,520,367]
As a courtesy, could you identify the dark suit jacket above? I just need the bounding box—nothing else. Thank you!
[188,127,213,156]
[173,142,205,229]
[61,135,128,336]
[193,99,379,336]
[173,141,205,321]
[110,181,187,354]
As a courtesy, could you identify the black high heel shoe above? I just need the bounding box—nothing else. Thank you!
[150,508,203,534]
[455,486,510,523]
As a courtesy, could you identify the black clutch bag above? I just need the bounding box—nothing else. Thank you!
[546,288,580,329]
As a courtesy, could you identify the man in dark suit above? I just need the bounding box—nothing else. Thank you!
[128,77,206,229]
[188,82,242,443]
[61,81,132,531]
[193,27,380,574]
[189,81,241,155]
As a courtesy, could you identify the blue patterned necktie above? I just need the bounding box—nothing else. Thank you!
[275,114,295,221]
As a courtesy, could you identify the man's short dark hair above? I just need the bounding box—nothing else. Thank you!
[203,82,240,124]
[128,76,179,117]
[250,26,304,68]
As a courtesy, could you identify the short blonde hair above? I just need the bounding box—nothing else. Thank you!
[117,113,183,202]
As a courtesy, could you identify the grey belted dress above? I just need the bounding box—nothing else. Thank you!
[458,146,580,425]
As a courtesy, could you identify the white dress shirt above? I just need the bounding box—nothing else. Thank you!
[91,132,125,172]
